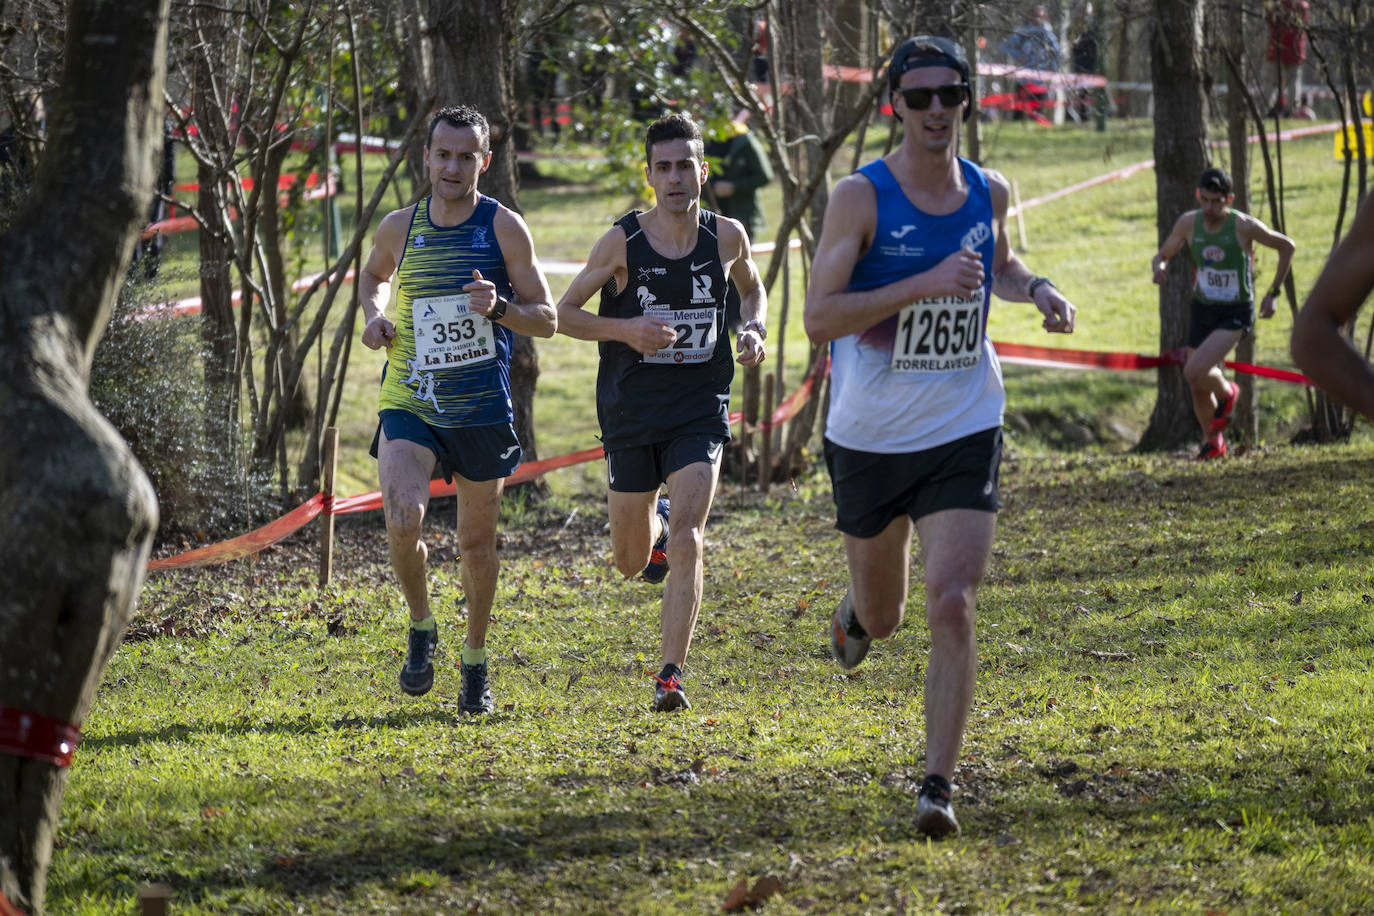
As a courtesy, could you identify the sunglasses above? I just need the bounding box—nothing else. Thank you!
[900,83,969,110]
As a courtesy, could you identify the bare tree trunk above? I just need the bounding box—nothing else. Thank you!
[431,0,547,497]
[1224,0,1259,445]
[1138,0,1210,451]
[0,2,167,911]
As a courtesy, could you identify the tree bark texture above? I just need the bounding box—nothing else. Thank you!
[1224,0,1259,445]
[0,0,167,911]
[431,0,545,490]
[1138,0,1209,452]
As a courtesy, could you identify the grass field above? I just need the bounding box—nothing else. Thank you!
[51,441,1374,913]
[49,117,1374,913]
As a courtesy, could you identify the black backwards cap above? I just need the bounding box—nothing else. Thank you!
[888,35,973,121]
[1198,167,1232,195]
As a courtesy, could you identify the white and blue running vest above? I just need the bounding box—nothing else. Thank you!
[825,157,1004,453]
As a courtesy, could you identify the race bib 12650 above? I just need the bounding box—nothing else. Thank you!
[890,293,984,373]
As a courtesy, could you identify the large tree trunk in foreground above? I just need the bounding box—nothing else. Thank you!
[1137,0,1209,451]
[0,0,168,911]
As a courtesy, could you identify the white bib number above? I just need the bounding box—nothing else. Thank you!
[412,294,496,368]
[891,294,984,373]
[1197,266,1240,302]
[643,306,718,365]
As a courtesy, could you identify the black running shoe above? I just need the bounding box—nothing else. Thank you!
[652,664,689,712]
[916,774,960,839]
[458,659,494,715]
[399,624,438,696]
[641,497,670,584]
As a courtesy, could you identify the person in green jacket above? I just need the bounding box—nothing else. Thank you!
[706,114,773,330]
[1151,167,1295,460]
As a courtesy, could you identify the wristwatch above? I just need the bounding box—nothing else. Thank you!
[1026,276,1056,298]
[741,319,767,340]
[490,296,509,321]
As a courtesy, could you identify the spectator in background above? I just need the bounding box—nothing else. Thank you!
[750,19,771,84]
[670,27,697,78]
[1292,93,1316,120]
[1069,2,1099,121]
[706,112,774,329]
[1001,5,1061,120]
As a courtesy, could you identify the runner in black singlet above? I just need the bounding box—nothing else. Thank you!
[556,113,767,713]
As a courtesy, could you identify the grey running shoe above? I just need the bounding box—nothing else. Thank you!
[652,664,689,712]
[641,497,670,584]
[916,774,960,839]
[459,659,494,715]
[829,591,872,670]
[399,624,438,696]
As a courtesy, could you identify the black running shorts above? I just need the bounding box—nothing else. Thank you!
[824,427,1003,538]
[1188,299,1254,348]
[605,433,726,493]
[371,409,521,483]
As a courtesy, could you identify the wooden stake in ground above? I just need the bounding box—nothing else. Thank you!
[318,426,338,588]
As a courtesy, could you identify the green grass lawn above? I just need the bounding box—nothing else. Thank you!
[51,440,1374,913]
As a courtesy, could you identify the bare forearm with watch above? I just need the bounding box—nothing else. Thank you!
[462,268,557,338]
[734,278,768,367]
[994,262,1077,334]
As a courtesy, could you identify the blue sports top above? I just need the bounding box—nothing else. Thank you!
[825,157,1004,453]
[377,195,516,428]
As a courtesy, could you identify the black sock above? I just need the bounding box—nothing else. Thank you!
[658,663,682,683]
[921,773,952,800]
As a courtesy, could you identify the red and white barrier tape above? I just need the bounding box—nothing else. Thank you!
[0,704,80,768]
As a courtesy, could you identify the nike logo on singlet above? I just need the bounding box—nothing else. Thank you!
[689,261,711,271]
[500,445,518,459]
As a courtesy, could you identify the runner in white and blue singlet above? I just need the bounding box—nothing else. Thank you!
[805,35,1077,839]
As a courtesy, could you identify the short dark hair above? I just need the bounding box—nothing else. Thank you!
[1198,167,1232,195]
[428,104,490,152]
[644,113,704,165]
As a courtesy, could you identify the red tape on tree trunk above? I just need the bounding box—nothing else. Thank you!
[0,705,81,767]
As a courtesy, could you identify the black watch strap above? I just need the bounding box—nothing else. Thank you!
[490,296,508,321]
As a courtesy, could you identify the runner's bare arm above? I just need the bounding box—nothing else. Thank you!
[359,207,411,349]
[987,169,1076,333]
[555,228,676,355]
[1152,211,1195,284]
[723,218,766,366]
[1239,215,1296,318]
[1292,194,1374,420]
[804,175,982,345]
[467,207,556,337]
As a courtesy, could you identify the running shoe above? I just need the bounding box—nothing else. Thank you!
[641,497,670,584]
[399,624,438,696]
[653,665,689,712]
[1195,433,1227,461]
[829,591,872,670]
[915,774,961,839]
[1209,380,1240,435]
[458,658,494,715]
